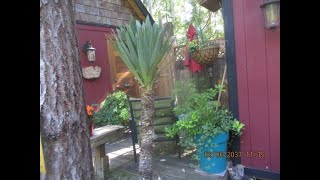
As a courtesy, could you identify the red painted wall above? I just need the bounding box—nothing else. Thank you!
[76,25,114,106]
[233,0,280,172]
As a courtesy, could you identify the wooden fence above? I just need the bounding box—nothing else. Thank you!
[155,40,228,108]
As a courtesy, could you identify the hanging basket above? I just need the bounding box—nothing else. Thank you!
[190,46,220,65]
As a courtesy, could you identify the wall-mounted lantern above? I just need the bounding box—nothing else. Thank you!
[260,0,280,31]
[83,41,96,62]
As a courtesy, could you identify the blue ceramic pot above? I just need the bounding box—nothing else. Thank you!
[195,132,229,174]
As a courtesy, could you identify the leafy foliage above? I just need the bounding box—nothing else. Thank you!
[189,0,224,42]
[112,15,172,180]
[94,91,130,127]
[166,81,245,154]
[112,16,171,91]
[142,0,224,45]
[187,41,199,55]
[172,80,197,114]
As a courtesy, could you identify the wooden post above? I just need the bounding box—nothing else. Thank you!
[90,125,125,179]
[94,144,109,180]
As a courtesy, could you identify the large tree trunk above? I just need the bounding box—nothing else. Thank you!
[40,0,94,179]
[138,88,156,180]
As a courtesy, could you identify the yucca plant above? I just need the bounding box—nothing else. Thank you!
[112,16,171,180]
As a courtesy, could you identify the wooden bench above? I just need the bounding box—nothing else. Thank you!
[128,96,181,162]
[90,125,125,179]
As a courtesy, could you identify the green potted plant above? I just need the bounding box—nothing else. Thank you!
[165,81,244,174]
[94,91,130,128]
[187,31,220,65]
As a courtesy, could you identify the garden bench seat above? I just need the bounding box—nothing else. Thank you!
[90,125,124,179]
[128,96,181,162]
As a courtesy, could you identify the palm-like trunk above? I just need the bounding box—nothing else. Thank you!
[138,88,156,180]
[112,16,170,180]
[40,0,94,179]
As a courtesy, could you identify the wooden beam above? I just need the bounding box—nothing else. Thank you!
[94,144,109,179]
[127,0,146,21]
[76,20,118,29]
[221,0,241,165]
[106,35,117,91]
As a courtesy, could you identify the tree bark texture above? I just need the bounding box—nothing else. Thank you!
[138,88,156,180]
[40,0,94,179]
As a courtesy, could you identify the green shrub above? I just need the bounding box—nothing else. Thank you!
[166,81,244,154]
[94,91,130,128]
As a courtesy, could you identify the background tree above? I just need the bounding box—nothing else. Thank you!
[40,0,94,179]
[142,0,224,45]
[113,16,171,180]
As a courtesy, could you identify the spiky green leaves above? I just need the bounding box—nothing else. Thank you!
[112,16,171,91]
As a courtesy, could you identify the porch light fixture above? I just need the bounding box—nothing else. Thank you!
[260,0,280,31]
[83,41,96,62]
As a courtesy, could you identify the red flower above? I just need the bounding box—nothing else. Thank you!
[86,105,94,116]
[86,105,95,122]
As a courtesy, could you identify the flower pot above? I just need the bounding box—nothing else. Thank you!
[89,122,94,137]
[190,46,220,65]
[195,132,229,174]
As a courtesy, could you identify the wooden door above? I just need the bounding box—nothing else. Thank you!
[76,25,113,106]
[106,35,140,98]
[155,47,175,97]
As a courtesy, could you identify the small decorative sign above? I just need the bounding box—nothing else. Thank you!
[82,66,102,79]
